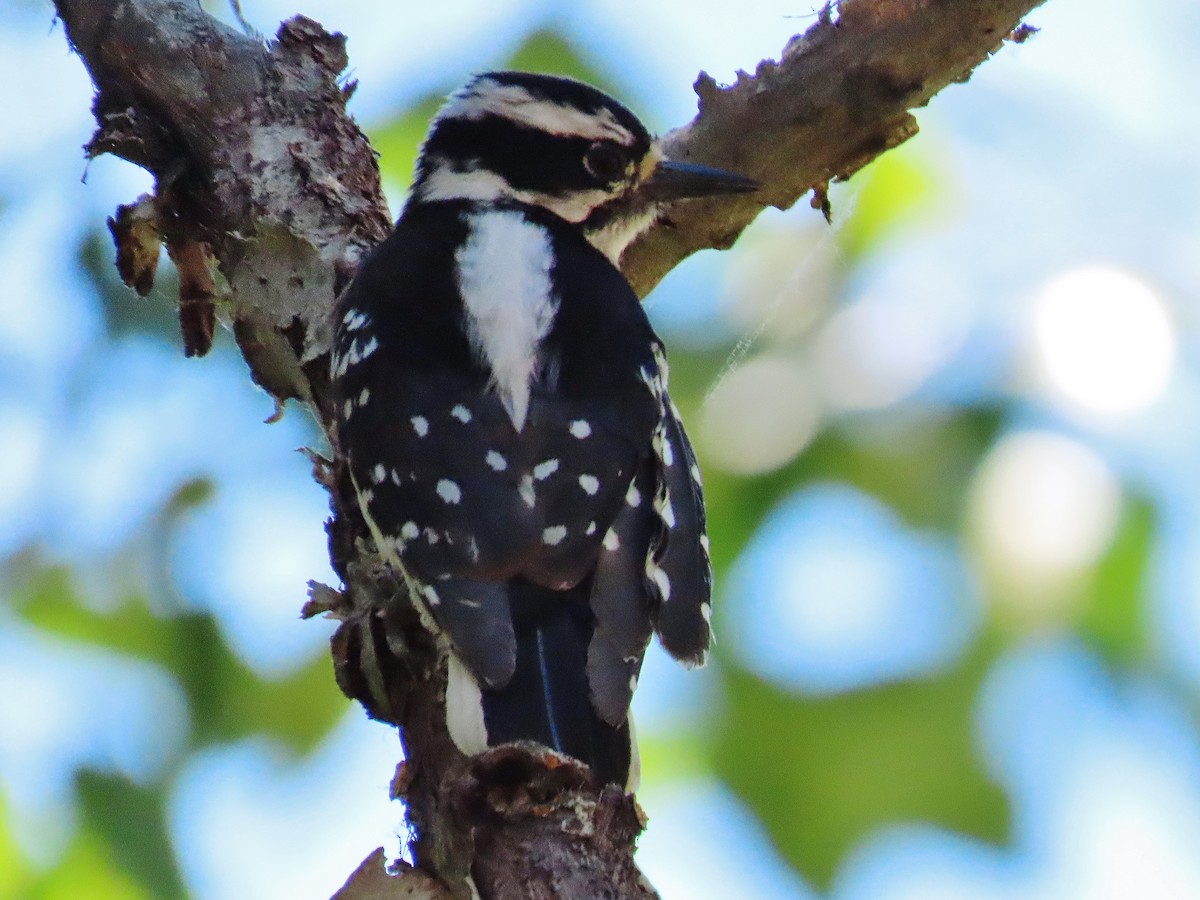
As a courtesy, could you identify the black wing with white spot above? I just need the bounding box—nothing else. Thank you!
[639,344,713,667]
[331,202,664,699]
[586,458,657,725]
[648,389,712,665]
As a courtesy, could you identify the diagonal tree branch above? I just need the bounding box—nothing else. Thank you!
[623,0,1047,295]
[52,0,1046,897]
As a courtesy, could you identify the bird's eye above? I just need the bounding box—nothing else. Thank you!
[583,142,628,183]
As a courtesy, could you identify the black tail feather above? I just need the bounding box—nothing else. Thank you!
[480,580,632,787]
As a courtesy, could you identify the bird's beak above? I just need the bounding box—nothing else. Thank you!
[641,158,759,202]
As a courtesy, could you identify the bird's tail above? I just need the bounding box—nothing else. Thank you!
[478,579,635,789]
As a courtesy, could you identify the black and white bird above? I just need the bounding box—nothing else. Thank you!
[331,71,755,788]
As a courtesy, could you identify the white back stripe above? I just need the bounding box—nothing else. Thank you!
[455,210,557,431]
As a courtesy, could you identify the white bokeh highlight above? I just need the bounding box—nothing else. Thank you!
[700,355,820,475]
[1031,266,1175,417]
[814,259,973,413]
[968,431,1121,613]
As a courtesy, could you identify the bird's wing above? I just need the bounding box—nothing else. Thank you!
[643,345,713,667]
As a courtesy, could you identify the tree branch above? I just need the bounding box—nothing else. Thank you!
[623,0,1046,295]
[52,0,1045,896]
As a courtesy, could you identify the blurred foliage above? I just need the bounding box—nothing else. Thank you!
[835,135,950,263]
[715,645,1006,887]
[28,832,152,900]
[4,15,1173,900]
[1078,496,1152,665]
[76,770,185,899]
[13,564,344,752]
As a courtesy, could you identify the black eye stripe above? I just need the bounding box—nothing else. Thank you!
[583,143,628,183]
[423,116,599,196]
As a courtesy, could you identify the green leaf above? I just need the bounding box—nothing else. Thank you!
[367,97,441,191]
[13,566,345,752]
[30,829,152,900]
[1079,494,1153,664]
[638,730,711,786]
[836,135,951,262]
[501,28,615,91]
[0,795,34,899]
[75,771,185,900]
[713,643,1008,889]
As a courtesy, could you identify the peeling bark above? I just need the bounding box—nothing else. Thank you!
[52,0,1046,896]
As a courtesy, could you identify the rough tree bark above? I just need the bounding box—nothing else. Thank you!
[52,0,1046,897]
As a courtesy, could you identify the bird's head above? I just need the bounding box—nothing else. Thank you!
[411,71,757,262]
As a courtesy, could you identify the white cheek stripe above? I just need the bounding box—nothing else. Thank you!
[456,210,557,431]
[418,163,610,225]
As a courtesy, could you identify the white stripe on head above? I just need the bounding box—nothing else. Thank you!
[418,161,612,224]
[439,78,636,145]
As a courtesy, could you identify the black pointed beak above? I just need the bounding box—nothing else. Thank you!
[642,159,759,202]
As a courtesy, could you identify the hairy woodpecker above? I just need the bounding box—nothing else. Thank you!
[331,71,755,788]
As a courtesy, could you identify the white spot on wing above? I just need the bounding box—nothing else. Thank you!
[542,525,567,546]
[603,529,620,551]
[372,463,387,484]
[358,387,370,406]
[411,416,430,437]
[648,564,671,601]
[450,405,472,423]
[533,459,559,480]
[569,419,592,439]
[486,450,507,471]
[578,474,599,495]
[585,521,597,536]
[401,522,420,540]
[436,479,462,504]
[342,309,370,331]
[519,475,536,508]
[626,484,641,507]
